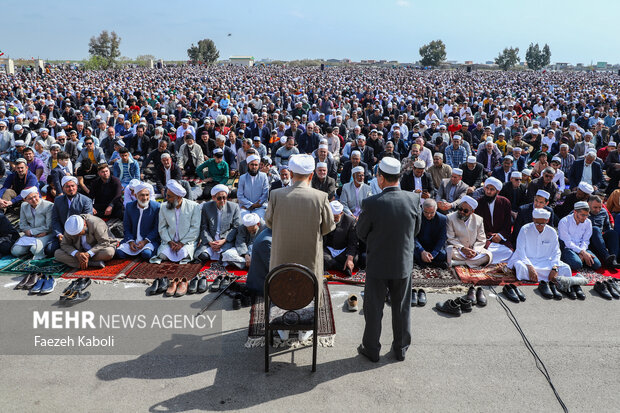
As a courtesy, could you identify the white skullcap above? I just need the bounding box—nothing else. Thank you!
[213,148,223,155]
[433,152,443,159]
[351,150,361,157]
[65,215,85,236]
[242,213,260,227]
[210,184,230,196]
[452,168,463,176]
[511,171,522,179]
[522,169,532,176]
[535,189,550,200]
[586,150,597,157]
[280,136,287,145]
[246,154,260,164]
[352,165,365,174]
[330,201,344,215]
[316,162,327,168]
[532,208,551,220]
[452,135,462,140]
[14,140,25,146]
[161,153,171,160]
[609,141,617,147]
[378,157,400,175]
[289,154,316,174]
[504,155,514,161]
[413,160,426,169]
[461,195,478,210]
[574,201,590,211]
[128,179,141,190]
[531,129,540,135]
[20,187,38,199]
[484,177,503,191]
[513,147,522,152]
[61,176,78,187]
[166,179,186,197]
[318,144,328,150]
[14,124,22,131]
[577,182,594,194]
[181,118,189,123]
[467,156,477,163]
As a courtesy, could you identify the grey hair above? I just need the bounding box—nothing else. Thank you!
[422,198,437,210]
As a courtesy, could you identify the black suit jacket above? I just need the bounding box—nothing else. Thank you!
[340,161,370,185]
[459,162,484,187]
[400,171,435,197]
[323,214,358,257]
[499,181,528,212]
[568,158,604,189]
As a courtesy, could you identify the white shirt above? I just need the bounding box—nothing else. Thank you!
[510,223,562,269]
[581,162,593,185]
[558,214,592,253]
[164,166,171,183]
[136,207,145,242]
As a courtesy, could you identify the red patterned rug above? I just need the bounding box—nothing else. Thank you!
[195,261,247,282]
[575,269,620,285]
[123,261,204,280]
[454,263,518,286]
[62,259,140,280]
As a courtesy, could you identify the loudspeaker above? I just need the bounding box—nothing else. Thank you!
[466,66,471,73]
[320,63,325,71]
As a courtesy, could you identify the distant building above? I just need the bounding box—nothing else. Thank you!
[229,56,254,67]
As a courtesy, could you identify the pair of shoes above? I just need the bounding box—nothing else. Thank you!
[30,275,56,294]
[210,275,232,292]
[595,280,620,300]
[187,276,207,294]
[60,277,91,301]
[62,290,91,306]
[465,286,487,306]
[503,284,526,303]
[165,278,188,297]
[16,272,41,290]
[357,344,379,362]
[346,294,358,311]
[435,299,463,316]
[454,297,473,312]
[412,289,426,307]
[538,280,561,300]
[571,285,586,300]
[606,279,620,297]
[146,277,169,295]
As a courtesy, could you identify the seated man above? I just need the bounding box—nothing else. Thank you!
[414,199,447,268]
[90,163,123,219]
[340,166,373,218]
[112,147,141,188]
[48,151,73,197]
[269,166,292,194]
[323,201,359,276]
[222,212,265,269]
[151,180,201,264]
[116,183,160,260]
[568,150,604,190]
[499,171,528,219]
[11,187,53,260]
[446,196,491,267]
[491,155,514,184]
[54,214,116,269]
[311,162,336,200]
[436,168,468,214]
[0,212,19,255]
[512,189,557,246]
[237,154,269,219]
[460,156,484,193]
[587,195,620,268]
[195,184,240,261]
[475,177,514,264]
[555,181,593,219]
[0,158,38,211]
[196,147,230,198]
[558,201,601,271]
[508,208,572,282]
[400,160,435,199]
[154,153,182,196]
[246,227,272,295]
[526,167,559,207]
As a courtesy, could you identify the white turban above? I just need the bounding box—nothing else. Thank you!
[280,136,287,145]
[532,208,551,220]
[452,168,463,176]
[128,179,141,190]
[242,213,260,227]
[166,179,186,197]
[246,154,260,164]
[461,195,478,210]
[65,215,85,236]
[574,201,589,211]
[20,187,38,199]
[210,184,230,196]
[330,201,344,215]
[467,156,477,163]
[316,162,327,169]
[134,182,152,195]
[577,182,594,194]
[289,154,315,174]
[352,165,365,174]
[61,176,78,187]
[484,177,503,191]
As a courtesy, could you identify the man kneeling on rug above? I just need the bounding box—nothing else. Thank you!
[54,214,116,269]
[323,200,359,276]
[446,196,492,267]
[195,184,240,262]
[11,187,54,260]
[221,212,264,269]
[116,183,160,260]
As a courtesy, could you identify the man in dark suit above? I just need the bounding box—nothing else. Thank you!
[356,157,421,362]
[400,159,435,198]
[511,189,557,246]
[340,152,370,185]
[297,123,321,154]
[323,201,359,275]
[491,156,514,184]
[568,151,604,190]
[126,124,152,161]
[0,212,19,255]
[459,157,484,190]
[414,199,447,268]
[48,151,73,197]
[499,171,528,217]
[154,153,182,196]
[195,184,241,261]
[268,166,291,196]
[45,176,93,257]
[311,163,336,200]
[116,184,160,260]
[474,177,514,264]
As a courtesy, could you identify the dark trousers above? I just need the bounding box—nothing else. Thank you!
[323,250,350,271]
[590,226,619,261]
[362,275,412,360]
[414,248,447,266]
[93,202,123,220]
[44,237,60,258]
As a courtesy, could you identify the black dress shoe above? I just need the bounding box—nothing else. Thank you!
[210,276,222,292]
[357,344,379,362]
[564,286,577,300]
[16,273,34,290]
[594,281,613,300]
[391,345,405,361]
[63,291,91,306]
[604,281,620,299]
[511,284,526,302]
[435,299,462,316]
[410,289,418,307]
[466,286,477,305]
[454,297,473,312]
[573,285,586,300]
[538,280,554,299]
[240,293,252,307]
[146,278,160,295]
[232,294,242,310]
[549,282,562,300]
[502,284,520,303]
[476,287,487,306]
[220,275,232,290]
[417,289,427,307]
[187,277,198,294]
[606,279,620,296]
[197,276,208,294]
[155,277,169,294]
[76,277,91,292]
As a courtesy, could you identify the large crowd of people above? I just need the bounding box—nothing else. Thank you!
[1,65,620,297]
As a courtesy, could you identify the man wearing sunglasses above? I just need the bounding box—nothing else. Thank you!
[195,184,240,262]
[75,137,105,170]
[446,196,491,267]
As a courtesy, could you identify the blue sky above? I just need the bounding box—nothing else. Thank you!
[3,0,619,64]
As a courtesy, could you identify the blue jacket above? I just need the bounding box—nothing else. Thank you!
[51,193,94,237]
[414,212,447,258]
[112,158,140,185]
[0,171,39,203]
[122,200,160,249]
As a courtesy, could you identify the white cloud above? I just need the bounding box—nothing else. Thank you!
[396,0,410,7]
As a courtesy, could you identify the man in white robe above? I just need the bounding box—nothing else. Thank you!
[446,195,492,267]
[11,187,54,260]
[116,183,160,260]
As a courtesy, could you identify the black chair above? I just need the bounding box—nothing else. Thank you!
[264,263,319,372]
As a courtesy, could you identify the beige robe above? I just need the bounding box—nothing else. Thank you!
[445,211,492,267]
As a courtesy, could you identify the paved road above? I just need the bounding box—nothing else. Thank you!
[0,276,619,412]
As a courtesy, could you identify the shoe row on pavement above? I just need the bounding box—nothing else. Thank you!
[436,286,487,316]
[384,288,427,308]
[593,279,620,300]
[14,273,56,295]
[60,278,92,305]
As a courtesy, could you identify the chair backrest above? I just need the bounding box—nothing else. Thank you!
[264,264,317,310]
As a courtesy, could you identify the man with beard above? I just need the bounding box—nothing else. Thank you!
[499,171,528,219]
[526,167,559,207]
[0,158,38,211]
[269,166,292,195]
[474,177,514,264]
[323,201,359,276]
[446,196,491,267]
[555,181,593,219]
[116,183,160,260]
[460,156,484,193]
[511,189,557,246]
[427,153,452,189]
[221,212,264,269]
[340,166,373,219]
[55,214,117,269]
[311,162,336,200]
[195,184,240,262]
[237,154,269,219]
[151,180,201,264]
[10,187,54,260]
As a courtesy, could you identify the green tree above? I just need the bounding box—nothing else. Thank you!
[187,39,220,64]
[495,47,520,71]
[83,55,108,70]
[88,30,121,69]
[419,40,446,67]
[525,43,551,70]
[136,54,156,67]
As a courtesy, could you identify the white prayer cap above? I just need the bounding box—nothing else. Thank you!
[511,171,522,179]
[351,150,361,157]
[504,155,514,162]
[213,148,223,155]
[484,177,503,191]
[378,157,400,175]
[316,162,327,169]
[61,176,78,187]
[560,143,569,149]
[513,147,522,152]
[280,136,287,145]
[574,201,590,211]
[452,168,463,176]
[134,182,152,194]
[330,201,344,215]
[413,160,426,169]
[577,182,594,194]
[318,144,328,150]
[242,213,260,227]
[210,184,230,196]
[531,129,540,135]
[535,189,550,200]
[586,149,597,157]
[452,135,461,140]
[585,131,593,137]
[433,152,443,159]
[289,154,316,174]
[522,169,532,176]
[352,165,365,174]
[14,140,25,146]
[467,156,476,163]
[551,156,562,163]
[181,118,189,123]
[20,187,38,199]
[128,179,141,190]
[14,124,22,131]
[356,135,366,141]
[246,154,260,164]
[460,195,478,210]
[166,179,186,197]
[532,208,551,220]
[65,215,85,236]
[609,141,617,147]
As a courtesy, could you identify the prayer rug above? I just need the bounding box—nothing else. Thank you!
[325,270,366,285]
[245,281,335,348]
[62,258,141,280]
[454,263,518,286]
[0,255,23,272]
[411,265,461,288]
[575,269,620,285]
[196,261,247,282]
[2,258,69,277]
[123,261,203,280]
